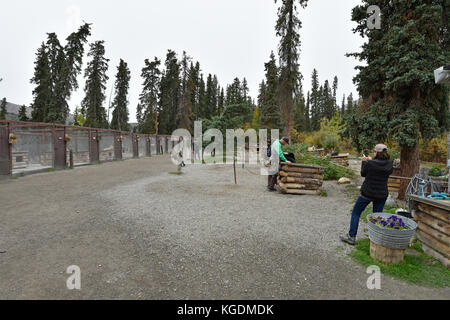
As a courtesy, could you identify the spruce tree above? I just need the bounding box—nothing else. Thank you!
[305,91,311,132]
[30,24,90,124]
[137,57,161,134]
[177,52,194,132]
[30,43,52,122]
[18,105,29,121]
[0,98,6,120]
[310,68,320,130]
[159,50,180,134]
[347,0,449,198]
[275,0,308,137]
[110,59,131,131]
[205,74,218,120]
[294,90,307,132]
[260,52,281,130]
[332,76,338,113]
[82,41,109,129]
[218,88,225,116]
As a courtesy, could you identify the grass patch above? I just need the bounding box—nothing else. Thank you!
[168,171,184,175]
[350,238,450,287]
[320,190,328,197]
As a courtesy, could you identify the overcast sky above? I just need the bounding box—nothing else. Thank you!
[0,0,365,122]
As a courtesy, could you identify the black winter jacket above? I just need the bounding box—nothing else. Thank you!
[360,159,394,201]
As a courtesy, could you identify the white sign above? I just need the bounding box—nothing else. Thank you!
[434,67,450,84]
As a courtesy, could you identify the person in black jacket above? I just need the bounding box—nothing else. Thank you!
[340,144,394,245]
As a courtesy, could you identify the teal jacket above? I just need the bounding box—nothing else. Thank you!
[272,140,288,162]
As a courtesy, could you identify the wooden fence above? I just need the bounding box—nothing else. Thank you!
[0,120,173,177]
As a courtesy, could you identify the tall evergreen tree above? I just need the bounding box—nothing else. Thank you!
[205,74,218,119]
[332,76,338,112]
[322,79,333,119]
[110,59,131,131]
[293,90,307,132]
[305,91,311,132]
[218,87,225,116]
[177,52,194,132]
[347,0,449,198]
[310,68,320,130]
[18,105,29,121]
[30,24,90,124]
[82,41,109,129]
[0,98,6,120]
[341,94,346,115]
[275,0,308,137]
[260,52,281,130]
[159,50,180,134]
[30,43,52,122]
[137,57,161,134]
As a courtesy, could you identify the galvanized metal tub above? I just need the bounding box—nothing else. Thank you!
[367,213,417,250]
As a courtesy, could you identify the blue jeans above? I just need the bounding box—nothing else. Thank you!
[349,196,386,238]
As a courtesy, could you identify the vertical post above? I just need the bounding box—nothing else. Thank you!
[53,126,66,169]
[146,136,151,156]
[133,134,139,158]
[156,136,160,155]
[89,129,100,164]
[0,122,11,177]
[8,121,12,176]
[165,136,168,154]
[114,132,123,160]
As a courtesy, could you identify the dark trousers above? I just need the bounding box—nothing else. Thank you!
[268,174,278,190]
[349,196,386,237]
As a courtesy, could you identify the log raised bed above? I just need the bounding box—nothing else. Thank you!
[277,162,325,195]
[388,167,402,193]
[409,195,450,268]
[330,153,349,167]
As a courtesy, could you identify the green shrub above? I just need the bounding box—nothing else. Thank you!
[323,133,340,151]
[429,166,444,177]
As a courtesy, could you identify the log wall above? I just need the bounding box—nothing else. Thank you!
[410,195,450,267]
[277,162,325,196]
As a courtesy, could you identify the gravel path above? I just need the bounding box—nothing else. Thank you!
[0,156,448,299]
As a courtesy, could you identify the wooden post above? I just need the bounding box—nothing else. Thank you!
[233,155,237,185]
[69,150,74,169]
[165,136,168,154]
[0,123,11,177]
[156,136,160,155]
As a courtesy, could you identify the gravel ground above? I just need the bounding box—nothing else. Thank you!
[0,156,449,299]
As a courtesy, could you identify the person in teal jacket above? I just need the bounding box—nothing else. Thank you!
[267,137,291,191]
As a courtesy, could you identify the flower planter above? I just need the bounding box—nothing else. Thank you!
[367,213,417,264]
[9,133,18,144]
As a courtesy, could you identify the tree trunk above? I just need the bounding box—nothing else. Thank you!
[398,143,420,200]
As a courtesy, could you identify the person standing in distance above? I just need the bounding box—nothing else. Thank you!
[267,137,292,191]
